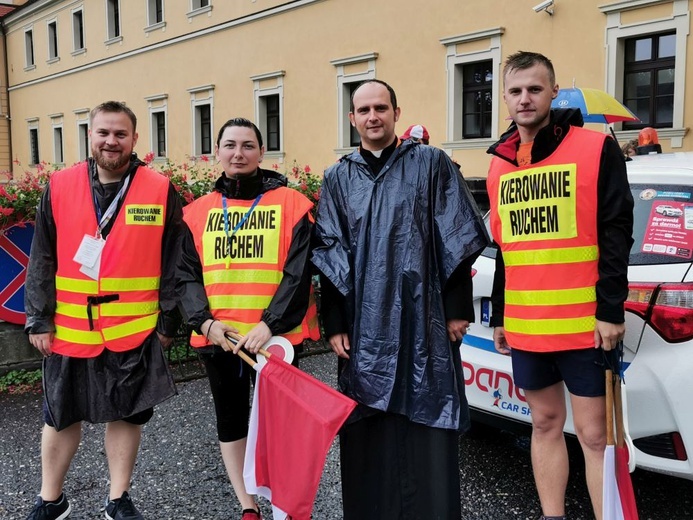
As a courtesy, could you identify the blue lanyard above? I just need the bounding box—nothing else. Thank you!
[221,194,263,256]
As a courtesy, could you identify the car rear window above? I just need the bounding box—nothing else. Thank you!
[630,183,693,265]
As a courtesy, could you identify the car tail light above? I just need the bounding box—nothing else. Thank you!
[625,283,693,343]
[471,268,477,277]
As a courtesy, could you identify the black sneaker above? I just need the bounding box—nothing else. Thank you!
[26,493,71,520]
[104,492,143,520]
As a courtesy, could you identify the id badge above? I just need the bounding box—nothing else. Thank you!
[74,235,105,280]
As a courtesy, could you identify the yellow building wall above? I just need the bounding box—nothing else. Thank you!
[3,0,692,180]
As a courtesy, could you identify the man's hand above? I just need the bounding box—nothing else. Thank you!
[446,319,470,342]
[493,326,511,355]
[329,333,350,359]
[29,332,54,357]
[157,332,174,349]
[234,321,272,354]
[594,320,625,351]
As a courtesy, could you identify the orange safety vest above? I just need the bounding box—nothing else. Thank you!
[487,127,606,352]
[50,162,168,358]
[184,187,320,347]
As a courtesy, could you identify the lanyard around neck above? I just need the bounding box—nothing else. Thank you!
[94,174,131,237]
[221,194,263,254]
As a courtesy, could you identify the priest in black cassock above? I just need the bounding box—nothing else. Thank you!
[312,79,488,519]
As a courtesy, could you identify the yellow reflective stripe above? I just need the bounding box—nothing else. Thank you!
[207,295,273,310]
[56,302,94,319]
[203,269,283,286]
[505,315,596,335]
[101,301,160,317]
[101,277,160,291]
[505,287,596,306]
[503,246,598,266]
[55,325,103,344]
[55,276,98,294]
[102,314,159,341]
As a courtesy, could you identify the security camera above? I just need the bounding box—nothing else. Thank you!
[533,0,554,13]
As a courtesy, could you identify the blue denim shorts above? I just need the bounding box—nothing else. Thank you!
[511,347,618,397]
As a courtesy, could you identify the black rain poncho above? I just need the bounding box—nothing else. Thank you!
[312,141,488,430]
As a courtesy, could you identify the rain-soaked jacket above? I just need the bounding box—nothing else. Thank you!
[312,139,488,431]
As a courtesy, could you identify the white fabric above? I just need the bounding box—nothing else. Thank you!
[603,445,625,520]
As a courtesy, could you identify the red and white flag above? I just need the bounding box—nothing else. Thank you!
[244,355,357,520]
[603,370,639,520]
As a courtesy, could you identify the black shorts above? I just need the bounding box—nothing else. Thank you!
[511,347,618,397]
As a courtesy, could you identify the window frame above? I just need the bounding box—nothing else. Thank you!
[460,60,494,139]
[74,108,90,162]
[71,7,86,55]
[251,70,285,161]
[53,124,64,165]
[47,19,59,63]
[105,0,122,43]
[146,94,168,161]
[146,0,165,30]
[24,27,35,70]
[27,119,40,166]
[602,0,688,148]
[330,52,378,155]
[440,28,503,153]
[622,32,675,130]
[188,85,215,158]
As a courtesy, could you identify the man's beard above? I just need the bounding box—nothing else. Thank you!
[93,148,130,172]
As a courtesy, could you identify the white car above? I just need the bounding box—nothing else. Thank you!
[655,204,684,217]
[463,151,693,481]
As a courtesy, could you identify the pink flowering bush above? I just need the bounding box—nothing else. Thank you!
[274,161,322,216]
[144,154,218,206]
[0,160,56,231]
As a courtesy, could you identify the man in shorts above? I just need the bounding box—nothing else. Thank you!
[486,51,634,520]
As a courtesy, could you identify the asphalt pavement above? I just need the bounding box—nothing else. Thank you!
[1,352,691,519]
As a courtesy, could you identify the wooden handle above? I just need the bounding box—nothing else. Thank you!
[223,332,272,364]
[605,369,615,446]
[613,374,626,448]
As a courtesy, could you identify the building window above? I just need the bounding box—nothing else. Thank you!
[263,95,280,151]
[440,28,503,152]
[24,29,34,68]
[330,53,378,152]
[346,82,362,147]
[47,21,59,61]
[623,32,675,130]
[29,127,40,165]
[602,0,687,148]
[73,9,85,52]
[78,122,89,161]
[195,104,212,155]
[106,0,121,40]
[147,0,164,26]
[188,85,214,157]
[153,111,167,157]
[53,126,64,164]
[193,0,209,8]
[461,61,493,139]
[252,71,284,160]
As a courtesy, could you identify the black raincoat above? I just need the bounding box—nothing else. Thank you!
[312,140,488,431]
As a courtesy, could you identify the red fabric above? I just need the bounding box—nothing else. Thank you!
[254,356,356,519]
[616,445,639,520]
